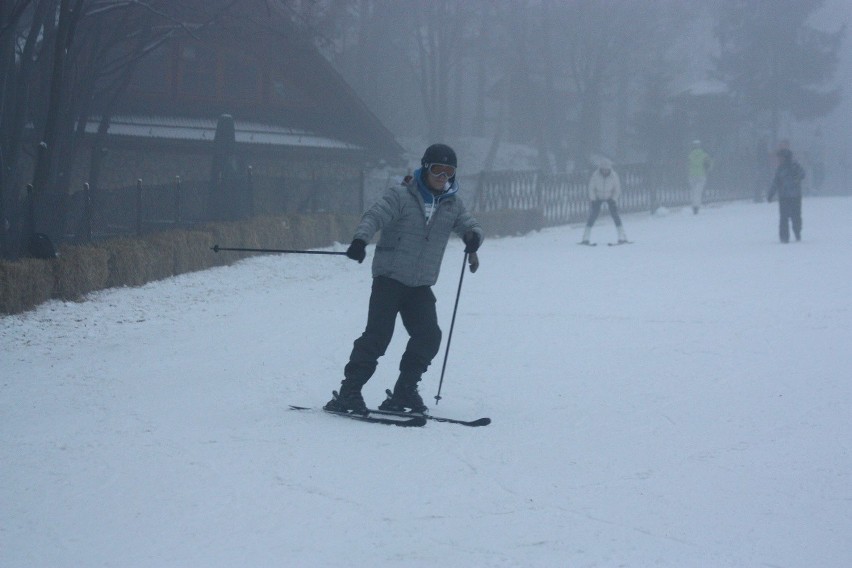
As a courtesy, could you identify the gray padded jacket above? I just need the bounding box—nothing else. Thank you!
[353,176,483,287]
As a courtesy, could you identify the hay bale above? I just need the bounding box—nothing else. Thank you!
[250,216,288,248]
[0,258,55,314]
[0,211,372,314]
[208,222,244,265]
[145,226,206,280]
[280,214,311,249]
[237,222,263,251]
[143,232,177,276]
[332,213,360,243]
[54,244,109,301]
[101,238,158,287]
[174,230,215,274]
[306,213,333,245]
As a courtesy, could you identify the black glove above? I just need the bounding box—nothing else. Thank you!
[468,251,479,273]
[463,231,481,253]
[346,239,366,263]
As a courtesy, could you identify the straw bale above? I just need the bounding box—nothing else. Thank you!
[0,258,55,314]
[54,244,109,300]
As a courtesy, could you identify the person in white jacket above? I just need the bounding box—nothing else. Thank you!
[580,159,629,245]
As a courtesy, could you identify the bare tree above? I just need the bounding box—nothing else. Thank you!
[1,0,57,257]
[411,0,469,141]
[0,0,224,257]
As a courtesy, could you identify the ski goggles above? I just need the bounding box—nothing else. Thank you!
[427,163,456,180]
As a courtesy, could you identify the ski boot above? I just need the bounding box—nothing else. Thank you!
[379,381,428,414]
[323,380,368,415]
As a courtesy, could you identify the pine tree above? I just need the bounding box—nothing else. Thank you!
[713,0,844,144]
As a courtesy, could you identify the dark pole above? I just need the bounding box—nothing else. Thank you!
[135,178,142,236]
[211,245,347,256]
[174,175,182,224]
[434,252,469,405]
[81,182,91,243]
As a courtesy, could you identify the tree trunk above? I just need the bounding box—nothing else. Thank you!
[30,0,76,241]
[0,0,53,258]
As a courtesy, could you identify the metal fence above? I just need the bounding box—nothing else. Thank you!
[61,177,213,242]
[22,157,757,251]
[47,167,364,244]
[466,160,756,227]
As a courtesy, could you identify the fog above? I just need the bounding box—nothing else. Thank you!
[307,0,849,184]
[813,0,852,188]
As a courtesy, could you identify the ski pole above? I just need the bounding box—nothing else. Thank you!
[212,244,347,256]
[434,251,469,405]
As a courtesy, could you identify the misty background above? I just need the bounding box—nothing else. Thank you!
[3,5,852,562]
[306,0,849,178]
[1,0,849,262]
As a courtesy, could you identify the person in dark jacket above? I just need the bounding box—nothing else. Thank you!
[324,143,483,415]
[767,148,806,243]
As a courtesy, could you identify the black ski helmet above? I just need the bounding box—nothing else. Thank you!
[421,143,457,168]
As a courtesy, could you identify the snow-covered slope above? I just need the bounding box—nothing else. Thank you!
[2,198,851,567]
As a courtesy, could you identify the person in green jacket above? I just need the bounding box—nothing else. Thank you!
[687,140,713,214]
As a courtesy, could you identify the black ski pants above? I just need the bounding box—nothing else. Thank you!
[778,196,802,242]
[586,199,622,228]
[345,276,442,387]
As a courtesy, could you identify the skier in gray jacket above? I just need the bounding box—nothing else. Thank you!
[325,143,483,415]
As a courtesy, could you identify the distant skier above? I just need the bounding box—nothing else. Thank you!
[324,143,483,415]
[579,159,629,245]
[687,140,713,214]
[767,148,805,243]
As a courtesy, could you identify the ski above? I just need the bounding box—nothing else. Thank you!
[289,405,426,427]
[578,241,597,247]
[608,241,633,246]
[369,408,491,427]
[372,390,491,426]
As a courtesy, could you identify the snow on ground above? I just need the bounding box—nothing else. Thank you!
[2,197,851,567]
